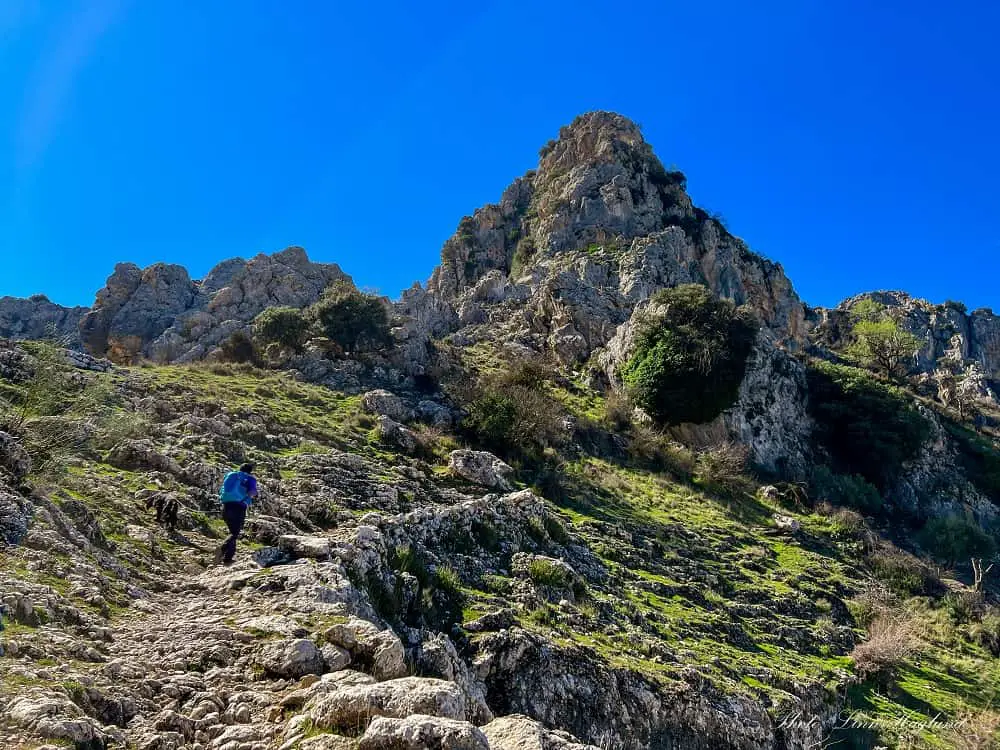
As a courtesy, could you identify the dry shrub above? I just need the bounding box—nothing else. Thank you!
[410,423,449,459]
[603,393,633,432]
[818,501,872,542]
[945,710,1000,750]
[694,442,750,496]
[628,423,695,479]
[848,579,895,629]
[850,607,921,680]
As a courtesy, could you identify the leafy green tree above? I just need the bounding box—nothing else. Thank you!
[849,298,886,324]
[252,307,311,352]
[621,284,757,425]
[845,300,922,377]
[309,282,391,354]
[847,319,923,378]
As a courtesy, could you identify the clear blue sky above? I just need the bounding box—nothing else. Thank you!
[1,1,997,311]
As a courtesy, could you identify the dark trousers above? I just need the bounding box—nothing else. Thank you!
[220,502,247,562]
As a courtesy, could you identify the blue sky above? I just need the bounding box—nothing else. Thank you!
[1,1,997,311]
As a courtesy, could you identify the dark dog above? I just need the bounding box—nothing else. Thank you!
[145,494,179,532]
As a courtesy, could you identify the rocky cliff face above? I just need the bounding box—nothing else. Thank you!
[0,295,88,347]
[398,111,811,475]
[811,291,1000,402]
[79,246,350,363]
[403,112,807,363]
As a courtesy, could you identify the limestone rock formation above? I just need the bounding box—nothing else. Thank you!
[79,246,350,362]
[398,111,808,378]
[0,294,87,347]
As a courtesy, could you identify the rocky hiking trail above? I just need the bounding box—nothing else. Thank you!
[6,498,602,750]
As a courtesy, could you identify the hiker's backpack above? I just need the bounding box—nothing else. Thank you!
[219,471,249,504]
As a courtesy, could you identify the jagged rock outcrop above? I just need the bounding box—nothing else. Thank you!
[79,246,350,362]
[0,295,87,347]
[399,111,808,376]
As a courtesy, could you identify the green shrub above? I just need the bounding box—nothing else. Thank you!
[309,282,391,354]
[806,361,929,488]
[391,545,430,587]
[528,558,574,589]
[543,515,570,546]
[969,609,1000,656]
[811,466,883,514]
[621,284,757,425]
[869,546,938,598]
[527,604,557,627]
[510,237,537,277]
[944,422,1000,499]
[424,565,464,629]
[919,515,996,566]
[219,331,258,364]
[462,362,565,463]
[253,307,311,352]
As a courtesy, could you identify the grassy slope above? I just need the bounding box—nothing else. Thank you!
[2,359,998,748]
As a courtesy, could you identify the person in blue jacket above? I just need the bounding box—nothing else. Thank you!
[215,462,259,565]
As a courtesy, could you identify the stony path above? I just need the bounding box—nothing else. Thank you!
[8,513,598,750]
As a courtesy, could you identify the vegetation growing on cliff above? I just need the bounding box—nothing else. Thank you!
[622,284,757,425]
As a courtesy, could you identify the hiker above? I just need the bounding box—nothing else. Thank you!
[216,462,258,565]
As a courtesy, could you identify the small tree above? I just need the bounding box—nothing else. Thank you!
[847,319,922,378]
[309,282,391,354]
[252,307,311,353]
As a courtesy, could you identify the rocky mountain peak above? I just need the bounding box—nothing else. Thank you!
[411,111,806,380]
[537,111,648,173]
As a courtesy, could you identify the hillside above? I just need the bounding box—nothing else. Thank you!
[1,112,999,750]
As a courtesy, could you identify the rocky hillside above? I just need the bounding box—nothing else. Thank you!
[1,112,999,749]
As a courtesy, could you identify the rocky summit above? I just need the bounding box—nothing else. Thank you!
[1,112,999,750]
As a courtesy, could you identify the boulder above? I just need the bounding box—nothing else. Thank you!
[362,389,411,421]
[324,617,408,681]
[417,400,453,427]
[7,690,109,746]
[448,450,514,490]
[300,735,358,750]
[0,295,87,347]
[309,677,467,731]
[0,431,31,480]
[482,714,600,750]
[256,638,326,678]
[0,489,32,545]
[359,714,490,750]
[377,416,420,454]
[278,534,332,560]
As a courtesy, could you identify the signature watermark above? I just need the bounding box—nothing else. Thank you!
[777,709,978,748]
